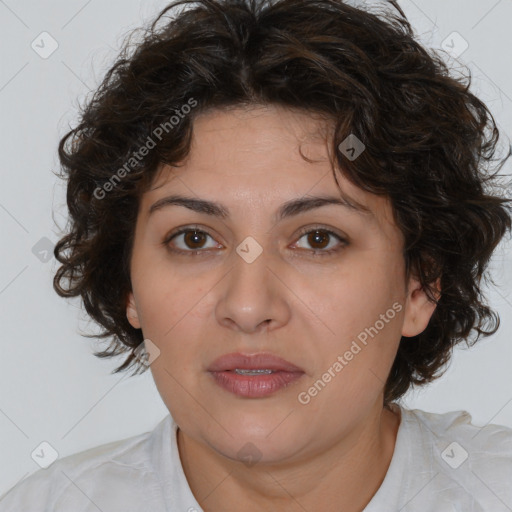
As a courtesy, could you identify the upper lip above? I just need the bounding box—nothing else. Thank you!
[208,352,304,372]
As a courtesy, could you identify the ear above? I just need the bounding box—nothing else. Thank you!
[401,275,441,338]
[126,291,141,329]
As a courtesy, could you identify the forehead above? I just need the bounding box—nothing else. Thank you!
[141,105,398,234]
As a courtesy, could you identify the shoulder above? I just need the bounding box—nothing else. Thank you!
[0,416,173,511]
[401,406,512,510]
[407,407,512,460]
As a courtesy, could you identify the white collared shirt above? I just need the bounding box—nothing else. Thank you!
[1,404,511,511]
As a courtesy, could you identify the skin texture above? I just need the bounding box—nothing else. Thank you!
[126,105,438,511]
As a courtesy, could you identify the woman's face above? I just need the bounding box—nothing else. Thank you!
[126,105,436,464]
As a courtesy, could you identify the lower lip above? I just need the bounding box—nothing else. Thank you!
[209,370,304,398]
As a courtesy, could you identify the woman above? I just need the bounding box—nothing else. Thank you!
[1,0,511,510]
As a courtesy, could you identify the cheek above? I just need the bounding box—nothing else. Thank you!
[132,257,209,337]
[311,257,403,339]
[133,275,212,369]
[303,258,405,392]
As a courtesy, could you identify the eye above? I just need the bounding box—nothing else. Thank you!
[292,227,347,256]
[163,225,348,257]
[164,226,221,254]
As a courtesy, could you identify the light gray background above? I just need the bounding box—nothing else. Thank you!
[1,0,511,496]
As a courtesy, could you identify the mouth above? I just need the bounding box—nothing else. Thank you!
[207,352,305,398]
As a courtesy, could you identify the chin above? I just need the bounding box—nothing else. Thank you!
[211,433,301,467]
[219,413,307,448]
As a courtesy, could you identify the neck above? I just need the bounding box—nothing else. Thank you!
[177,402,401,512]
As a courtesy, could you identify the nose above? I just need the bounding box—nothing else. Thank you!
[215,246,291,334]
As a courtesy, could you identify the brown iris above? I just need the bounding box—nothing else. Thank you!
[306,230,330,250]
[184,230,207,249]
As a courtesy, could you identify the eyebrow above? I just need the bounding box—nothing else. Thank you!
[148,193,374,222]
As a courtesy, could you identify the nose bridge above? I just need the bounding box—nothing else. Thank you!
[231,238,274,305]
[216,237,290,332]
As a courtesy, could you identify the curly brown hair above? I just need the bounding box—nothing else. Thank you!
[54,0,512,405]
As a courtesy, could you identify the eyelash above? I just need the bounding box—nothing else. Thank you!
[162,225,348,258]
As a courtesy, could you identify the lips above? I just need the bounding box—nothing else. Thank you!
[207,352,305,398]
[207,352,304,373]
